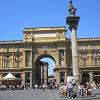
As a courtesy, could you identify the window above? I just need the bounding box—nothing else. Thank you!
[59,50,64,57]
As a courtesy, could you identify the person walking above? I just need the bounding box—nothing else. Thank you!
[42,84,46,91]
[35,84,38,90]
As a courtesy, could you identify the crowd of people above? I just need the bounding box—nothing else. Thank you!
[0,85,24,91]
[34,82,59,91]
[59,80,77,99]
[59,80,98,99]
[0,79,99,99]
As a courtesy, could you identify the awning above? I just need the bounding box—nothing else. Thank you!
[3,73,16,80]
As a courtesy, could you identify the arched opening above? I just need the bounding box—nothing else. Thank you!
[94,72,100,84]
[34,54,56,86]
[82,72,89,84]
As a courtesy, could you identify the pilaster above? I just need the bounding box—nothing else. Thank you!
[90,72,93,84]
[1,55,3,68]
[23,51,26,67]
[64,72,67,83]
[21,72,26,88]
[80,72,82,82]
[0,49,3,67]
[0,73,2,80]
[12,54,14,67]
[64,49,67,65]
[57,50,60,67]
[30,51,32,67]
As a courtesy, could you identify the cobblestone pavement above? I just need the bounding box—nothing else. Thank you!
[0,89,100,100]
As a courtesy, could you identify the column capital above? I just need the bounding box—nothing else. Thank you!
[66,16,80,31]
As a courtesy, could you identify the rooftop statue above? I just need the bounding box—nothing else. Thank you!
[69,0,76,16]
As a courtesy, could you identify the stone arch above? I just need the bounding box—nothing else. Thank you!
[34,53,56,85]
[34,53,56,64]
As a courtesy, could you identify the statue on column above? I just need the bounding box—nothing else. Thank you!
[69,0,76,16]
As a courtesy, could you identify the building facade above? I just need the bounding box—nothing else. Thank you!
[0,26,100,88]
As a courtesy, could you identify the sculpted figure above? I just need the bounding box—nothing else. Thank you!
[69,0,76,16]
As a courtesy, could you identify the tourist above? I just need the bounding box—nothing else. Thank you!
[35,84,38,90]
[78,83,84,96]
[42,84,46,91]
[67,81,74,99]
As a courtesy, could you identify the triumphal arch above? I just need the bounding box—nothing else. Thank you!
[0,26,100,88]
[23,26,68,87]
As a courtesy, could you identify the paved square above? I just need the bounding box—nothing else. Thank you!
[0,89,100,100]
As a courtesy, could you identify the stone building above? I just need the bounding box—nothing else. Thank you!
[0,27,100,88]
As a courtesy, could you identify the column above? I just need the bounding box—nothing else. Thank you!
[88,49,91,65]
[71,28,80,83]
[0,74,2,85]
[56,50,60,67]
[30,72,32,88]
[32,64,35,87]
[64,72,67,83]
[21,72,26,88]
[41,66,43,84]
[55,72,60,84]
[80,72,82,82]
[44,65,48,85]
[64,49,67,65]
[66,1,80,83]
[2,56,4,68]
[12,54,14,67]
[0,55,3,68]
[90,72,93,84]
[0,73,2,80]
[30,51,32,67]
[2,58,4,68]
[23,51,26,67]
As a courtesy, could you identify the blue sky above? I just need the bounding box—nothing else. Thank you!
[0,0,100,75]
[41,58,55,75]
[0,0,100,40]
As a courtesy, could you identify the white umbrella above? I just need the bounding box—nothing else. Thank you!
[3,73,16,80]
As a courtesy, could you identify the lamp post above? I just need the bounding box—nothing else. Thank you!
[66,0,80,83]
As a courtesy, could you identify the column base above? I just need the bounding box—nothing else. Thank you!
[73,75,80,84]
